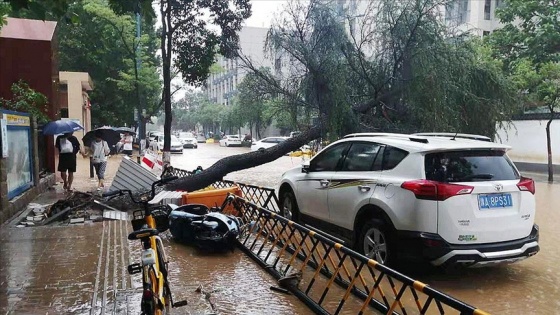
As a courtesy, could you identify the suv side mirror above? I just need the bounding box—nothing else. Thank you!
[302,161,310,173]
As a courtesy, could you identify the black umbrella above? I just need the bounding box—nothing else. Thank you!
[82,127,121,147]
[114,126,136,135]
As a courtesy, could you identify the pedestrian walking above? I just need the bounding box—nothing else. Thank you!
[55,132,81,192]
[121,132,133,156]
[83,130,110,190]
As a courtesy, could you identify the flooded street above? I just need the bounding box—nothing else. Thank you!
[1,142,558,314]
[171,143,560,314]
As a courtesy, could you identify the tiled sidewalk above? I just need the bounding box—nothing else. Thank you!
[0,154,142,314]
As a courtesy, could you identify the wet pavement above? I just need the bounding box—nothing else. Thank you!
[1,142,559,314]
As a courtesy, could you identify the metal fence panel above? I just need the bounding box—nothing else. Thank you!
[170,167,488,315]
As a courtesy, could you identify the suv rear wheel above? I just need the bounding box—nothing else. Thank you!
[280,190,299,222]
[357,219,394,265]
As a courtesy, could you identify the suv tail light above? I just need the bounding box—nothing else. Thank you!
[517,177,535,194]
[401,180,474,201]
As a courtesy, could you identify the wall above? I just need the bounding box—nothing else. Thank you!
[0,38,58,119]
[0,21,59,173]
[496,119,560,167]
[59,72,93,141]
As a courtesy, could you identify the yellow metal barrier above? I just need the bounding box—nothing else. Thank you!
[229,196,487,315]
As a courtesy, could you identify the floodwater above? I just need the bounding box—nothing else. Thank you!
[171,143,560,314]
[1,143,557,314]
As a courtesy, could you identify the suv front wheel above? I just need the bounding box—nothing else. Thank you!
[357,219,394,266]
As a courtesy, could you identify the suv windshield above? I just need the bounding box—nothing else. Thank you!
[425,150,519,182]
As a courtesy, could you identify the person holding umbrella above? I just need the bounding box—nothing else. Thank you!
[55,132,81,192]
[82,130,110,190]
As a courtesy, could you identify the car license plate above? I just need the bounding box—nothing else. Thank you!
[478,193,513,209]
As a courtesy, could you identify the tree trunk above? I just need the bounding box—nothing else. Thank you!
[161,0,173,165]
[546,117,553,182]
[167,125,322,192]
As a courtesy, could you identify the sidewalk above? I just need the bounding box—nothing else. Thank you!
[0,153,143,314]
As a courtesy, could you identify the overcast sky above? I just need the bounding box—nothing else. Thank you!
[244,0,288,28]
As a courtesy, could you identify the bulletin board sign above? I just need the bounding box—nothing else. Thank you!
[1,119,7,158]
[1,110,34,200]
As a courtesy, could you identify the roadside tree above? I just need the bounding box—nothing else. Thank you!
[168,0,515,192]
[490,0,560,181]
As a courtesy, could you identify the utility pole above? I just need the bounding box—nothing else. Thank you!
[135,2,145,153]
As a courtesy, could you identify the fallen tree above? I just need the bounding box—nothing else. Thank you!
[166,126,321,191]
[167,0,516,192]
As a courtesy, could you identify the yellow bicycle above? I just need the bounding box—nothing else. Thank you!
[103,176,187,314]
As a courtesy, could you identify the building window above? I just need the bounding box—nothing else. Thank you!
[484,0,491,20]
[483,31,490,37]
[445,0,469,25]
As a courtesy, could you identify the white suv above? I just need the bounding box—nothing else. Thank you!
[278,133,539,267]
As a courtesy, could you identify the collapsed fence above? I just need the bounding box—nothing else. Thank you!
[169,168,488,315]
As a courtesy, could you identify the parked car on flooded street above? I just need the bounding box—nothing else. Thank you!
[178,132,198,149]
[155,135,183,153]
[278,133,539,267]
[251,137,289,152]
[219,135,242,147]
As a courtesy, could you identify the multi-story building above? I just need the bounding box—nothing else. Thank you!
[204,26,272,106]
[444,0,504,36]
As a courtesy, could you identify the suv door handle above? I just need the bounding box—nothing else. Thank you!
[320,180,329,187]
[358,185,371,192]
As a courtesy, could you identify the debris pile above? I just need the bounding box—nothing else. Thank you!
[16,191,130,227]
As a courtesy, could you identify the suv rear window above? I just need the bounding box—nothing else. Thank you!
[425,150,519,182]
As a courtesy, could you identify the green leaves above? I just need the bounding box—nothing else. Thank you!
[166,0,251,86]
[493,0,560,65]
[248,0,516,139]
[56,0,161,127]
[0,80,49,123]
[491,0,560,114]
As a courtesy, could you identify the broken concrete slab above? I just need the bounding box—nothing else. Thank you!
[70,218,85,224]
[103,210,129,221]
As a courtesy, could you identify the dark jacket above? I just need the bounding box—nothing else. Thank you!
[55,135,81,155]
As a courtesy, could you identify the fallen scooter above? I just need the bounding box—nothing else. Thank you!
[168,195,244,252]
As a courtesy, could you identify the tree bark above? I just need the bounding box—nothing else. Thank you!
[546,117,553,182]
[166,125,322,192]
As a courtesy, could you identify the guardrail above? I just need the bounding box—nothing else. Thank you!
[168,167,488,315]
[230,196,488,315]
[167,167,281,212]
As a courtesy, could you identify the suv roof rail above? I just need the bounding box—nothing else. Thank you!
[343,133,429,143]
[412,133,491,142]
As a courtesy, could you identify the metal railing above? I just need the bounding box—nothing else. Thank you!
[167,167,280,212]
[229,196,488,315]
